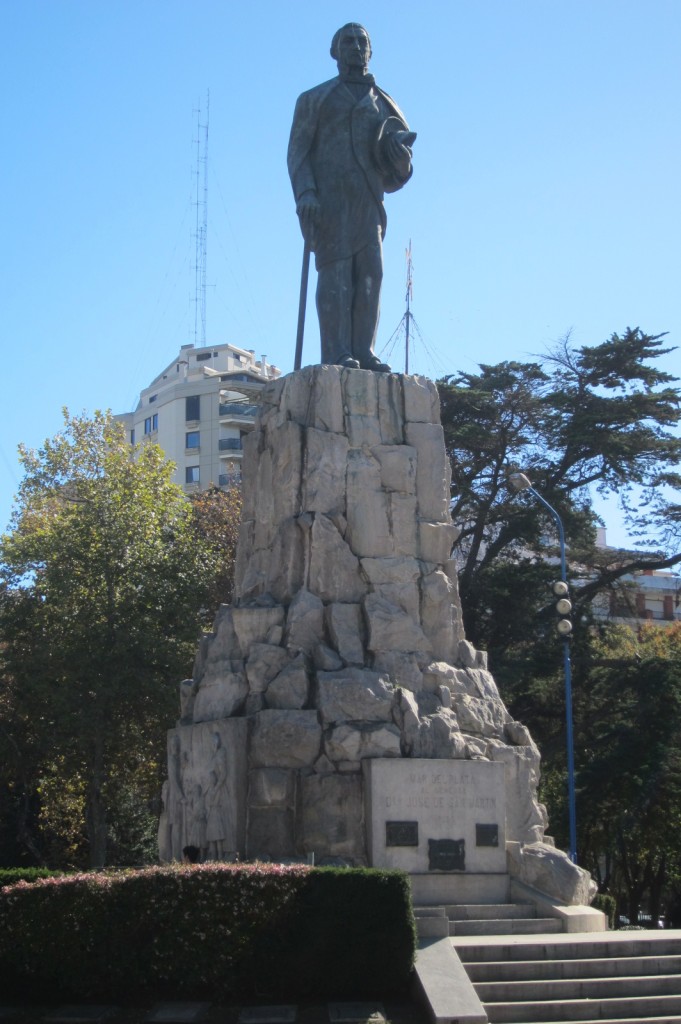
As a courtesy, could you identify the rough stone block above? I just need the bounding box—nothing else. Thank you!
[193,672,248,722]
[285,589,325,653]
[281,371,315,426]
[253,447,275,551]
[417,521,457,564]
[239,432,260,520]
[265,655,309,710]
[377,372,404,444]
[247,807,296,859]
[420,570,457,662]
[465,667,502,700]
[453,694,509,737]
[250,710,322,768]
[342,368,377,418]
[272,421,303,522]
[308,514,366,603]
[317,667,396,725]
[345,449,392,558]
[402,374,440,423]
[197,606,242,682]
[486,737,547,845]
[405,421,450,520]
[267,518,306,604]
[302,428,348,514]
[326,603,365,665]
[410,708,467,759]
[233,607,285,654]
[237,548,270,603]
[313,644,343,671]
[301,773,366,862]
[373,651,423,691]
[311,364,345,432]
[246,643,290,693]
[506,840,597,905]
[390,493,418,555]
[372,444,417,494]
[360,556,420,586]
[346,414,382,448]
[325,723,401,761]
[363,592,430,654]
[248,768,295,809]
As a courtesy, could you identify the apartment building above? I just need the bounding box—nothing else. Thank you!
[116,343,281,493]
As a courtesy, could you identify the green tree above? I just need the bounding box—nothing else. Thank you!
[440,328,681,675]
[576,624,681,925]
[0,410,227,868]
[189,483,242,610]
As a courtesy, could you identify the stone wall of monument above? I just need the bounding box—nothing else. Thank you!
[158,367,549,866]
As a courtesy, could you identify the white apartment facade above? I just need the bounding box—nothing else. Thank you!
[116,342,281,493]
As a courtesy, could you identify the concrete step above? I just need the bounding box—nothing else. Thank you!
[484,993,681,1023]
[476,972,681,1003]
[446,903,537,921]
[455,932,681,1024]
[452,918,563,937]
[410,872,510,907]
[544,1019,681,1024]
[454,932,681,962]
[464,953,681,983]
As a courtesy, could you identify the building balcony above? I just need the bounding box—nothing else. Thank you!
[219,472,242,487]
[219,437,243,451]
[219,402,259,419]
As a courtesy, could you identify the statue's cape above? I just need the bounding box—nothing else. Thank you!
[287,75,410,193]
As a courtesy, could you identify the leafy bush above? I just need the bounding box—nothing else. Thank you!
[0,863,415,1001]
[591,892,616,930]
[0,868,63,888]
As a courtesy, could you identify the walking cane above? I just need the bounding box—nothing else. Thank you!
[294,241,311,372]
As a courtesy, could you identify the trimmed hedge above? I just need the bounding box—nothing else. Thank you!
[0,868,64,888]
[0,864,416,1002]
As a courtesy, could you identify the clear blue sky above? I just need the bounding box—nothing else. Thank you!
[2,0,680,545]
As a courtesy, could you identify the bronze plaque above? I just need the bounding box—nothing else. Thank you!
[428,838,465,872]
[476,823,499,847]
[385,821,419,847]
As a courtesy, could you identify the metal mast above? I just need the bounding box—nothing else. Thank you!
[192,91,209,348]
[404,240,413,375]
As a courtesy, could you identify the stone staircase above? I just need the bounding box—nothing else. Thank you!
[453,931,681,1024]
[412,873,571,939]
[416,900,563,937]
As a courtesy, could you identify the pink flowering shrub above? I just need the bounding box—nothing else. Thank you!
[0,864,415,1001]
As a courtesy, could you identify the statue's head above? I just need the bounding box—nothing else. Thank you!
[330,23,372,73]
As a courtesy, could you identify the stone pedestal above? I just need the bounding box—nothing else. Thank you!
[159,367,593,905]
[365,758,506,874]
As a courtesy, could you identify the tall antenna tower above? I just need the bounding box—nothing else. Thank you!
[404,239,414,375]
[192,91,209,348]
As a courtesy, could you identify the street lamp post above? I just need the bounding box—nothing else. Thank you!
[508,472,578,864]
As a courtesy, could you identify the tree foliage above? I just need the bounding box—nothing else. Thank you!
[440,329,681,921]
[575,625,681,924]
[0,410,236,868]
[440,328,681,669]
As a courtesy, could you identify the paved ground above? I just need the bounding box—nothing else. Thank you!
[0,1001,429,1024]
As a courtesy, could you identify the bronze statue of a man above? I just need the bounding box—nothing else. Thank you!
[288,23,415,372]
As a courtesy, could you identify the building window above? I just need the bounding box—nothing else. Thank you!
[130,429,136,445]
[152,413,158,432]
[149,394,158,403]
[144,417,152,435]
[196,352,211,362]
[186,430,200,449]
[186,395,200,421]
[186,466,200,484]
